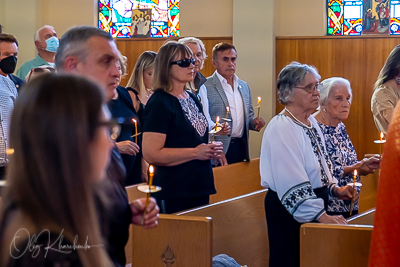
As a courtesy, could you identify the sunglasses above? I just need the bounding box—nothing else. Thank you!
[27,66,56,81]
[170,58,195,68]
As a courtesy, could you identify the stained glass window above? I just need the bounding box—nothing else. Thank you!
[327,0,363,35]
[98,0,180,38]
[327,0,400,35]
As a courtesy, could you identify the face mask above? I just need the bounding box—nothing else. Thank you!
[0,55,17,74]
[45,36,59,53]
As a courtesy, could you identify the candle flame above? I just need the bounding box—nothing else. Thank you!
[354,169,357,176]
[226,107,230,112]
[216,116,220,124]
[6,148,14,155]
[380,132,384,141]
[132,118,137,123]
[257,97,261,104]
[149,165,154,174]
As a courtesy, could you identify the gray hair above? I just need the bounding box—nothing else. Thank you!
[34,25,55,42]
[277,62,321,105]
[55,26,112,71]
[319,77,353,107]
[177,36,207,69]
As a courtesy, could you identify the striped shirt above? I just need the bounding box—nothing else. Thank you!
[0,76,18,166]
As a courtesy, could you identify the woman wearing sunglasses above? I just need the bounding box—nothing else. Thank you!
[143,41,227,214]
[0,74,114,266]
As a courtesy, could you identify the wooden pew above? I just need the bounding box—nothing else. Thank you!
[211,158,263,203]
[125,158,263,204]
[124,158,262,264]
[129,189,269,267]
[300,209,375,267]
[359,172,379,213]
[131,215,213,266]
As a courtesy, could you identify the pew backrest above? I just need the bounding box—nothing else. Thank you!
[131,215,213,266]
[177,189,269,267]
[211,158,263,203]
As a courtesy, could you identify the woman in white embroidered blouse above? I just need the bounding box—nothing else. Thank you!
[260,62,356,267]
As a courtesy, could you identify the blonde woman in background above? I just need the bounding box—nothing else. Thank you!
[126,50,157,107]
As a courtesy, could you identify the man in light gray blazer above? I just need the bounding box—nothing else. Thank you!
[199,42,265,164]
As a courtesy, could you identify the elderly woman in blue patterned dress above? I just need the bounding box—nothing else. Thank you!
[260,62,357,267]
[314,77,380,218]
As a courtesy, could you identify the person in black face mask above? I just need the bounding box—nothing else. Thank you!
[0,34,24,92]
[0,33,20,180]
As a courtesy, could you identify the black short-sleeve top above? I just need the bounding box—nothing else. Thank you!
[143,89,216,199]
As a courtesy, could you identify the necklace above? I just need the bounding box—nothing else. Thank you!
[284,107,312,129]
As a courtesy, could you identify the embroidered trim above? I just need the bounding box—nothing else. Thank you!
[314,209,326,221]
[178,97,207,137]
[281,182,317,215]
[328,183,337,197]
[303,127,331,186]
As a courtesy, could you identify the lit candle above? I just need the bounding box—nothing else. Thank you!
[225,107,230,120]
[380,132,384,142]
[148,165,154,189]
[223,107,230,129]
[379,132,384,157]
[350,169,357,216]
[211,116,220,142]
[257,97,261,118]
[132,118,138,144]
[143,165,154,220]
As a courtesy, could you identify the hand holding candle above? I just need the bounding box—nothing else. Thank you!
[257,97,261,118]
[349,169,357,216]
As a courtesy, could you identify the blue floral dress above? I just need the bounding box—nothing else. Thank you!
[317,121,359,213]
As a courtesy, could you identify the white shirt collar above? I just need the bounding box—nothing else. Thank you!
[214,70,239,86]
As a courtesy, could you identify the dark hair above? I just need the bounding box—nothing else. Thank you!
[212,42,236,60]
[153,41,193,93]
[374,45,400,90]
[0,73,111,266]
[55,26,113,71]
[0,33,18,46]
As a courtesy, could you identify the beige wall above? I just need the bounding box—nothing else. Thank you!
[0,0,40,70]
[233,0,275,159]
[275,0,326,36]
[180,0,232,37]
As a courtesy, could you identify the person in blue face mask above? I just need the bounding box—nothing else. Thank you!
[16,25,59,79]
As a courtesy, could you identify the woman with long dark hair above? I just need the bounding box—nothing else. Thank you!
[0,74,114,266]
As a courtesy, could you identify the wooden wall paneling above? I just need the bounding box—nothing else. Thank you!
[116,37,233,87]
[276,36,400,163]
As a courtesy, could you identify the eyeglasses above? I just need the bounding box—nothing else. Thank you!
[295,83,322,94]
[170,58,195,68]
[98,120,121,140]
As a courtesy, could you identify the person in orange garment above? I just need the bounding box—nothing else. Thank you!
[369,102,400,266]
